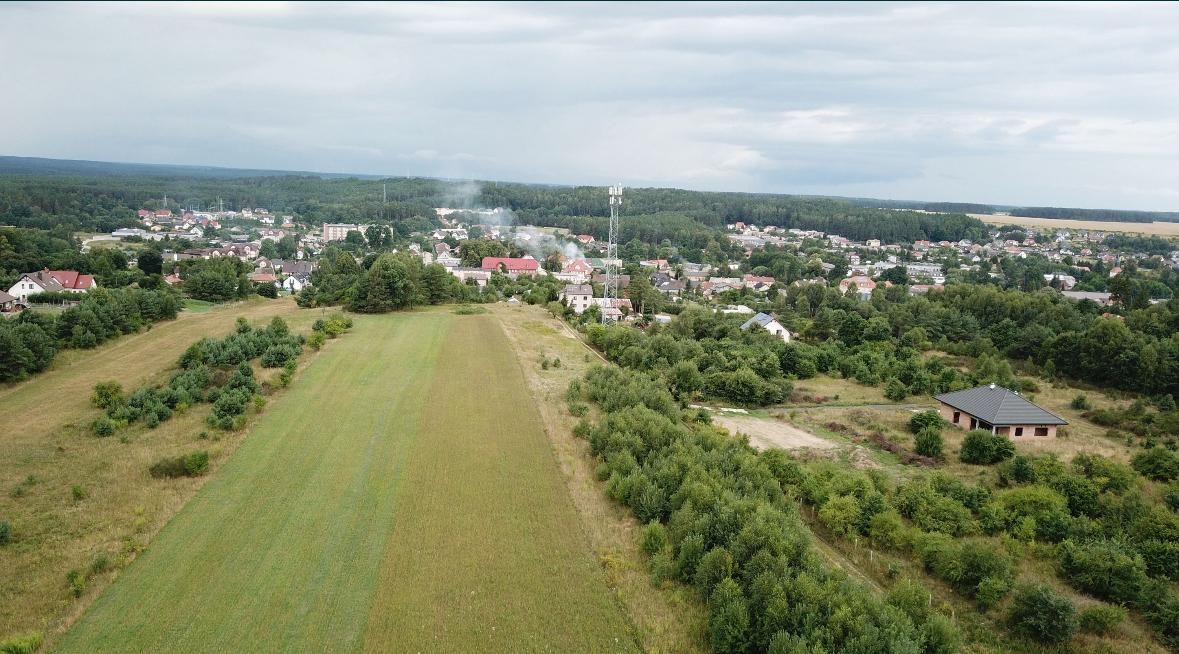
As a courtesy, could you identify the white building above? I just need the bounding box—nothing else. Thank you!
[560,284,594,314]
[322,223,360,242]
[740,312,791,343]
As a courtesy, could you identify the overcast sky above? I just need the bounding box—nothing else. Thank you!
[2,2,1178,209]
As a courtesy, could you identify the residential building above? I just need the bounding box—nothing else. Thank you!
[560,284,594,314]
[7,269,97,301]
[839,275,876,299]
[935,384,1067,438]
[322,223,360,242]
[480,256,541,276]
[740,312,791,343]
[0,290,18,311]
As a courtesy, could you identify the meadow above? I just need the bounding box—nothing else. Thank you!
[0,297,314,645]
[54,310,639,653]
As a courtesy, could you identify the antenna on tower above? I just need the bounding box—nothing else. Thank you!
[602,184,623,324]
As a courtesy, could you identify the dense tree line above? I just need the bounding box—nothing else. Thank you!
[572,366,960,653]
[0,288,180,382]
[297,248,492,312]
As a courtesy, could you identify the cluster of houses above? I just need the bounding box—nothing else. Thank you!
[2,268,99,311]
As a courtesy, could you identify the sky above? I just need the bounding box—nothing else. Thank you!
[2,2,1178,210]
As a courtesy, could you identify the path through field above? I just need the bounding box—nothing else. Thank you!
[55,310,638,653]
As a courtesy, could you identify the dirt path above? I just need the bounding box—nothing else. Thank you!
[714,415,837,451]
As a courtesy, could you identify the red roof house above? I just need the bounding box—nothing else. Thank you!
[481,257,540,274]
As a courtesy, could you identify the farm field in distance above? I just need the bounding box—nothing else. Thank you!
[55,309,639,653]
[967,212,1179,235]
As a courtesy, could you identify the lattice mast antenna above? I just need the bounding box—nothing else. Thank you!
[602,184,623,324]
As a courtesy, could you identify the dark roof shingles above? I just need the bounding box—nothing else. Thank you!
[935,385,1067,426]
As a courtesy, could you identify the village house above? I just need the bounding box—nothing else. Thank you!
[839,275,877,300]
[591,273,629,289]
[281,274,310,293]
[935,384,1067,438]
[0,290,19,312]
[559,284,594,314]
[480,256,541,277]
[554,258,594,284]
[740,312,792,343]
[7,269,97,302]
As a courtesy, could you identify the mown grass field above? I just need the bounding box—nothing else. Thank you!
[0,297,314,644]
[56,310,639,653]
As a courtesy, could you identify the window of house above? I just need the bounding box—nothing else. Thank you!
[952,411,960,423]
[1015,427,1023,436]
[1035,427,1049,436]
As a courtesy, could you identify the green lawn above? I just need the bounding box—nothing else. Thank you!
[55,311,638,653]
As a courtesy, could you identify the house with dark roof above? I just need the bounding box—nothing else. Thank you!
[935,384,1068,438]
[740,312,791,343]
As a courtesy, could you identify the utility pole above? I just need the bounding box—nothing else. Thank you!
[602,184,623,324]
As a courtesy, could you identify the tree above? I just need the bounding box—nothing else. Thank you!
[276,235,298,259]
[259,240,278,259]
[137,249,163,275]
[1008,584,1077,644]
[421,263,455,304]
[878,266,910,285]
[458,239,508,267]
[365,224,392,248]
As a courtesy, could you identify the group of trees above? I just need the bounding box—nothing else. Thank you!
[0,288,179,383]
[296,248,492,312]
[785,442,1179,648]
[773,281,1179,399]
[92,317,304,436]
[573,365,960,653]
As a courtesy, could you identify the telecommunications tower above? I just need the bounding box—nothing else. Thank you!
[602,184,623,324]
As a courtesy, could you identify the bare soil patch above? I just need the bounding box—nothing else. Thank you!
[714,415,837,451]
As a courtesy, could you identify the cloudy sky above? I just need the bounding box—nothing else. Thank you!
[2,2,1178,209]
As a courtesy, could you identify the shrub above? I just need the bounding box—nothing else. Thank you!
[568,402,588,417]
[71,485,86,501]
[709,578,749,654]
[694,547,735,596]
[641,521,668,556]
[66,569,86,597]
[0,633,43,654]
[307,331,327,350]
[915,427,944,459]
[0,519,11,545]
[149,451,210,478]
[1077,604,1126,636]
[91,381,125,409]
[91,416,115,438]
[884,378,908,401]
[819,494,862,537]
[1057,539,1148,604]
[909,410,944,434]
[1071,394,1091,410]
[960,429,1016,465]
[1166,482,1179,513]
[1132,447,1179,482]
[1008,584,1077,644]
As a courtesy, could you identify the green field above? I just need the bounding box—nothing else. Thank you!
[55,311,638,653]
